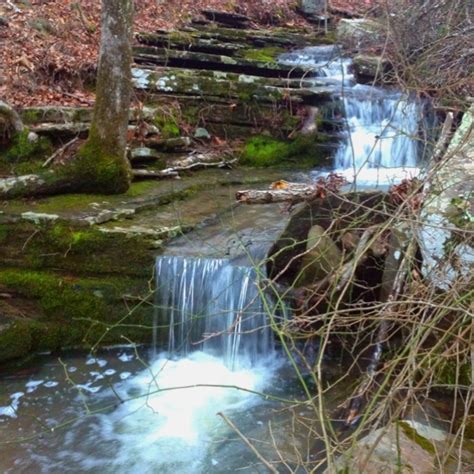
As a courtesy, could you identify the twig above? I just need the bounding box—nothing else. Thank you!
[432,112,454,161]
[42,137,78,167]
[217,412,279,474]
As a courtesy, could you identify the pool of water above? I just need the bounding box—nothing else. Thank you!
[0,346,346,473]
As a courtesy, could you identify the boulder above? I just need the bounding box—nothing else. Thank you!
[353,54,392,84]
[300,0,325,16]
[294,224,343,286]
[330,420,473,473]
[336,19,382,49]
[329,424,437,473]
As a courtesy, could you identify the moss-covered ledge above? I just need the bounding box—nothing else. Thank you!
[0,218,157,277]
[0,269,155,363]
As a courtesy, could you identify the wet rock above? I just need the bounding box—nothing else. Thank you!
[21,211,59,224]
[329,424,437,473]
[353,54,392,84]
[132,66,330,105]
[418,104,474,289]
[133,46,312,79]
[336,19,382,49]
[294,224,343,287]
[194,127,211,139]
[267,192,388,286]
[129,147,163,163]
[299,0,325,16]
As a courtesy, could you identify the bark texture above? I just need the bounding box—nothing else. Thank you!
[73,0,134,193]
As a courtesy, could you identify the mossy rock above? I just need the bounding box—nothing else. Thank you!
[241,133,331,168]
[0,269,156,363]
[0,220,156,277]
[241,47,285,63]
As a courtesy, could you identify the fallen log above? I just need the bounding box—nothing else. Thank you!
[0,172,72,199]
[132,156,237,180]
[132,169,179,180]
[236,181,315,204]
[167,152,235,169]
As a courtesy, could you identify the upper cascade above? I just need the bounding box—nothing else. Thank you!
[279,45,426,185]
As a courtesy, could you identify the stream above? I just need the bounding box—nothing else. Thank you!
[0,46,429,472]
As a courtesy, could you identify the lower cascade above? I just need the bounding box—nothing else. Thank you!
[154,255,278,368]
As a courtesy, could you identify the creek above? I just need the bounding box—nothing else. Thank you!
[0,45,430,472]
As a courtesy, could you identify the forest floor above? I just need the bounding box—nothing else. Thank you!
[0,0,376,107]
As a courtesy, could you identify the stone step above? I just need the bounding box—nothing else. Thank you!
[132,67,332,105]
[177,25,329,48]
[201,9,251,29]
[133,46,312,78]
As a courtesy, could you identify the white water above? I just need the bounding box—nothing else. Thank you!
[279,45,424,186]
[155,255,278,368]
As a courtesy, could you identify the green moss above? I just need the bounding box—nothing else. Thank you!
[241,133,329,168]
[61,138,131,194]
[0,269,155,362]
[153,113,181,139]
[21,109,42,125]
[0,321,33,362]
[399,421,436,455]
[4,129,52,162]
[0,270,105,321]
[241,47,284,63]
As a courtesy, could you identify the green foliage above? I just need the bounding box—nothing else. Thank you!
[4,129,52,162]
[153,113,181,139]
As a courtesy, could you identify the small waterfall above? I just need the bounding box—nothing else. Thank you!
[334,88,420,170]
[279,46,425,185]
[154,256,277,368]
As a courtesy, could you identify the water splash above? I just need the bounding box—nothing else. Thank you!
[154,256,279,368]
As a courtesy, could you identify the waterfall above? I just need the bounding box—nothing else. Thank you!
[334,87,420,171]
[279,46,425,185]
[154,256,277,368]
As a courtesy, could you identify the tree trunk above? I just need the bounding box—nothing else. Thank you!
[0,1,134,199]
[71,0,134,193]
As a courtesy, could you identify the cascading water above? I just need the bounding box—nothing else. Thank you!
[279,45,427,186]
[154,255,277,368]
[0,256,286,473]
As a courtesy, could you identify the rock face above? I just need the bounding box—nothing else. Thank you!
[419,105,474,289]
[267,192,388,286]
[330,424,437,473]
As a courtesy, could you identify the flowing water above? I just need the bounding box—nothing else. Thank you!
[0,45,429,472]
[280,45,431,187]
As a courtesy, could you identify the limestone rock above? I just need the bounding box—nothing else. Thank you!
[336,19,382,49]
[294,224,342,287]
[300,0,325,16]
[329,424,437,473]
[418,104,474,289]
